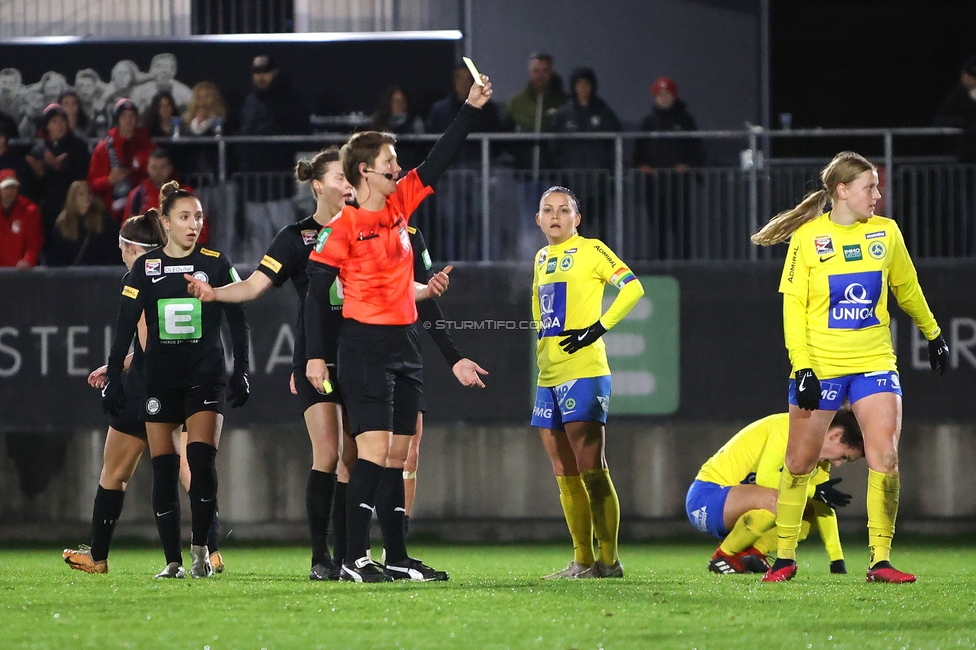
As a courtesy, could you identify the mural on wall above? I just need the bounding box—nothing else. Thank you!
[0,53,192,138]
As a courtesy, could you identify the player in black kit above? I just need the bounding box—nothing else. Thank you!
[102,181,249,580]
[186,147,355,580]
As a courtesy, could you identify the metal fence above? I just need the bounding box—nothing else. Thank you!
[139,128,971,264]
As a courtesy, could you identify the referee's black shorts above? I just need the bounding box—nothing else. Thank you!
[293,363,344,412]
[337,320,423,437]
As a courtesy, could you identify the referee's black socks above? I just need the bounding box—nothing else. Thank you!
[376,467,408,564]
[186,442,218,548]
[332,481,348,564]
[307,470,337,567]
[151,454,183,565]
[90,486,125,563]
[346,459,384,563]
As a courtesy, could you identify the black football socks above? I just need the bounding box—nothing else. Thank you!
[307,470,338,567]
[89,486,125,563]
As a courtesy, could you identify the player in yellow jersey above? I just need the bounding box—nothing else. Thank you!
[752,152,949,583]
[687,410,863,574]
[530,186,645,579]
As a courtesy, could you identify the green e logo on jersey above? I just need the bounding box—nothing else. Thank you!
[314,227,332,253]
[330,278,345,306]
[158,298,202,341]
[422,249,432,270]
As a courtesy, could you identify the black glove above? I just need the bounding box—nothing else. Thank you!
[101,377,125,416]
[794,368,820,411]
[227,368,250,408]
[814,477,851,509]
[830,559,847,574]
[559,321,607,355]
[929,335,949,375]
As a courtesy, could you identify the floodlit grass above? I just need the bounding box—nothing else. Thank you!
[2,542,976,649]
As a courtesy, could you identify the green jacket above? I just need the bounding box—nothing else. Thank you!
[506,82,568,132]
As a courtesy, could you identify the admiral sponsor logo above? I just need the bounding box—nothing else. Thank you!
[594,245,617,268]
[164,265,194,274]
[843,244,862,262]
[865,230,886,240]
[192,271,209,283]
[301,229,318,246]
[145,259,162,276]
[814,236,834,255]
[200,248,220,258]
[260,255,283,273]
[691,506,708,532]
[122,286,139,299]
[786,246,798,283]
[868,241,887,260]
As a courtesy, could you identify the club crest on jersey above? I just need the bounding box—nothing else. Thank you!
[868,241,887,260]
[828,271,882,329]
[146,398,161,415]
[559,256,574,271]
[814,236,834,255]
[538,282,567,337]
[301,229,318,246]
[192,271,209,283]
[145,259,161,276]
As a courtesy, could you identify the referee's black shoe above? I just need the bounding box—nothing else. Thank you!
[383,557,449,582]
[341,556,393,583]
[310,557,341,581]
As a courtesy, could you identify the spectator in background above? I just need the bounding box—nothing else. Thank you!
[548,67,621,241]
[17,91,46,140]
[26,103,91,235]
[88,98,155,222]
[507,52,568,169]
[0,123,36,201]
[58,90,97,139]
[0,68,25,118]
[549,67,621,171]
[0,169,43,268]
[238,54,310,260]
[28,72,71,108]
[933,54,976,163]
[427,63,504,142]
[100,61,150,124]
[73,69,107,132]
[370,85,425,170]
[142,91,179,138]
[633,76,704,171]
[180,82,228,177]
[44,180,120,266]
[131,53,193,114]
[633,77,704,260]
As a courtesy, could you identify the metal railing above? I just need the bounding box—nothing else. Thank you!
[13,127,973,263]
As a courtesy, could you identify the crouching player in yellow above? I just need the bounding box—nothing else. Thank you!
[687,410,863,574]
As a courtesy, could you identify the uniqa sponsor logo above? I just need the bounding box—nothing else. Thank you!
[831,282,875,320]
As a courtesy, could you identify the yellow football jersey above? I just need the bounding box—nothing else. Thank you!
[531,234,642,387]
[696,413,828,494]
[778,213,940,378]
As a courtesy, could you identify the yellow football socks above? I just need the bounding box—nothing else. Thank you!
[719,508,776,555]
[867,468,899,567]
[755,510,811,555]
[581,468,620,565]
[555,475,594,566]
[775,468,812,561]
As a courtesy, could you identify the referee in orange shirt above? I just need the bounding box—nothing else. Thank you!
[304,73,493,582]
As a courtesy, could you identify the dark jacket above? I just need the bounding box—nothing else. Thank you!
[548,95,621,170]
[933,84,976,163]
[30,131,91,234]
[426,95,504,166]
[44,209,121,267]
[633,99,705,169]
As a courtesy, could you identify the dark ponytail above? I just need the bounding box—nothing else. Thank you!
[295,146,342,184]
[158,180,197,218]
[120,208,167,248]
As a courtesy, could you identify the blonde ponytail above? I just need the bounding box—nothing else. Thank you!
[751,150,876,246]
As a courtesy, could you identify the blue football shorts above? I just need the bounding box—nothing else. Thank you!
[685,480,731,538]
[530,375,611,429]
[788,370,902,411]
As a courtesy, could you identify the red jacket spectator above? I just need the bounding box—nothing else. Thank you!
[0,169,44,267]
[87,99,155,222]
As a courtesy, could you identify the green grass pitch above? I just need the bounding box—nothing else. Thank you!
[3,541,976,649]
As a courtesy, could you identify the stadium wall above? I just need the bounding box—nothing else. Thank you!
[2,261,975,540]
